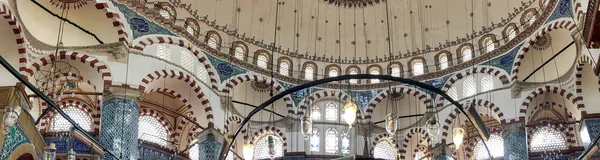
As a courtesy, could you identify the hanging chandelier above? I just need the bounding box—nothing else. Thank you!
[427,117,440,141]
[34,60,81,101]
[385,113,397,136]
[453,127,466,149]
[300,115,313,138]
[2,105,21,135]
[343,100,358,128]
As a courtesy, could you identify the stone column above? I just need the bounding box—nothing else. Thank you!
[502,122,528,160]
[580,118,600,149]
[99,87,143,160]
[197,128,226,160]
[430,143,452,160]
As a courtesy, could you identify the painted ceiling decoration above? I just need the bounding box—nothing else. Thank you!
[49,0,92,10]
[323,0,382,8]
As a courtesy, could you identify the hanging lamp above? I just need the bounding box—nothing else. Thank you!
[453,127,466,149]
[243,140,254,160]
[67,149,76,160]
[343,100,358,128]
[385,113,398,135]
[300,114,312,138]
[2,105,21,135]
[268,135,276,158]
[44,143,57,160]
[426,117,440,141]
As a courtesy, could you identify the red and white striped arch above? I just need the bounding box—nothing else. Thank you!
[370,132,402,159]
[519,85,584,120]
[38,99,98,133]
[139,69,212,127]
[365,86,433,119]
[399,127,431,160]
[132,35,218,89]
[93,0,131,45]
[247,126,288,153]
[25,51,112,89]
[441,99,506,143]
[0,2,27,77]
[435,66,510,108]
[510,18,578,81]
[139,107,176,142]
[221,73,295,115]
[296,90,351,116]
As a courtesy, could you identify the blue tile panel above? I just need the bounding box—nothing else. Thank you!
[198,139,223,160]
[205,52,248,83]
[44,138,93,154]
[582,119,600,150]
[113,3,175,39]
[503,122,528,160]
[100,97,140,160]
[139,146,186,160]
[0,124,31,160]
[546,0,573,23]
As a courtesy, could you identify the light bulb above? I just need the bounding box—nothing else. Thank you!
[343,100,358,128]
[453,128,465,149]
[243,141,254,160]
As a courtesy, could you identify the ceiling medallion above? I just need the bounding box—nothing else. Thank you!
[531,34,552,51]
[324,0,383,8]
[389,92,405,101]
[50,0,91,10]
[251,82,272,92]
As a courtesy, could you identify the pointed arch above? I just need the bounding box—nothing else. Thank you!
[139,107,176,142]
[220,73,295,114]
[38,98,97,133]
[435,66,510,108]
[365,86,433,119]
[440,99,506,143]
[399,127,432,159]
[371,132,401,159]
[247,126,288,153]
[519,85,584,121]
[0,2,27,78]
[296,90,352,116]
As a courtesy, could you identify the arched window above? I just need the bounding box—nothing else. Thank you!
[189,140,199,160]
[254,135,284,159]
[208,34,220,49]
[138,116,169,146]
[530,126,567,152]
[181,50,195,72]
[370,67,381,83]
[305,64,315,80]
[480,75,494,92]
[50,106,92,132]
[448,87,458,101]
[234,45,245,60]
[412,59,424,76]
[526,12,536,25]
[257,54,268,69]
[196,65,210,84]
[390,64,401,77]
[329,68,339,77]
[325,102,338,121]
[341,131,350,154]
[414,151,425,160]
[348,68,359,84]
[439,53,449,70]
[373,139,397,160]
[159,9,171,19]
[463,76,476,98]
[506,26,517,41]
[484,38,495,53]
[473,134,504,160]
[311,105,321,121]
[461,46,473,62]
[310,128,320,152]
[325,128,339,154]
[279,60,290,76]
[186,25,195,35]
[156,45,172,61]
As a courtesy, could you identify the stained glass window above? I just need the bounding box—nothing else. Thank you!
[341,131,350,154]
[156,45,172,61]
[474,134,504,160]
[305,65,315,80]
[373,139,396,160]
[325,102,338,121]
[463,76,476,98]
[329,68,339,77]
[234,45,245,60]
[197,65,210,84]
[138,116,169,146]
[159,10,170,19]
[50,106,92,132]
[254,135,284,160]
[186,25,195,36]
[311,105,321,121]
[530,126,567,152]
[189,141,199,160]
[414,151,425,160]
[439,53,449,70]
[257,54,268,69]
[412,59,424,76]
[481,75,494,92]
[208,35,219,49]
[279,61,290,76]
[181,50,195,72]
[370,68,381,83]
[485,38,495,53]
[349,68,359,84]
[462,46,472,62]
[448,87,458,101]
[391,64,401,77]
[310,128,320,152]
[325,128,339,154]
[507,26,517,41]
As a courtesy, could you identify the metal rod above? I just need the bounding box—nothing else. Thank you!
[232,100,285,118]
[0,56,120,159]
[372,114,425,124]
[30,0,104,44]
[523,41,575,82]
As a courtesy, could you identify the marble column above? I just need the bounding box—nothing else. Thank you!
[197,128,226,160]
[502,122,528,160]
[431,144,452,160]
[99,87,143,160]
[580,118,600,150]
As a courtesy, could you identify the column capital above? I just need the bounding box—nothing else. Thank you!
[103,86,143,103]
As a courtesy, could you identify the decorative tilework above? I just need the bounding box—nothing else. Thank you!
[139,146,186,160]
[0,124,31,160]
[349,90,381,111]
[484,43,524,74]
[546,0,573,23]
[44,138,92,154]
[197,129,225,160]
[99,98,140,160]
[114,3,175,38]
[581,119,600,149]
[503,123,528,160]
[205,53,247,83]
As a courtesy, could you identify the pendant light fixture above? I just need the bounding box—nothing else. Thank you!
[2,105,21,135]
[300,114,313,138]
[343,99,358,128]
[44,143,57,160]
[67,149,76,160]
[243,140,254,160]
[267,135,275,158]
[385,113,398,136]
[453,127,466,149]
[426,117,440,141]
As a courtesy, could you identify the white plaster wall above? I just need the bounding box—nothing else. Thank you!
[0,17,22,86]
[581,64,600,113]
